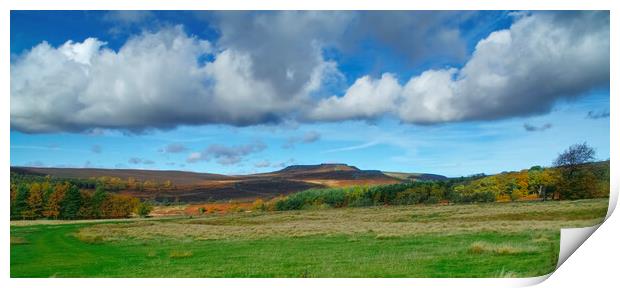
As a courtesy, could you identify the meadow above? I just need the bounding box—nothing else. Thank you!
[10,198,607,278]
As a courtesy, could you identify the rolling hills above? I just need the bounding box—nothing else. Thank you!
[11,164,446,203]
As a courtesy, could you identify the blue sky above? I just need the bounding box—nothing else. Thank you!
[10,11,610,177]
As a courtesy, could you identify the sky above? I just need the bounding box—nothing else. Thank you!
[10,11,610,177]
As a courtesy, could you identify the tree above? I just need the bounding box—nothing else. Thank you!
[13,184,30,220]
[553,143,596,200]
[90,185,109,218]
[10,184,17,217]
[102,194,139,218]
[563,169,598,199]
[163,180,172,189]
[514,170,529,199]
[41,181,53,203]
[26,183,44,219]
[528,166,556,201]
[78,191,93,219]
[61,185,82,219]
[553,142,595,173]
[127,177,136,190]
[135,201,153,218]
[44,184,66,219]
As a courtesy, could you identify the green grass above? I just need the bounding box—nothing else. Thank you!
[10,199,607,278]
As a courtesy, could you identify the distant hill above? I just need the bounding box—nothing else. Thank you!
[270,163,390,180]
[11,164,445,203]
[278,163,359,173]
[10,167,231,186]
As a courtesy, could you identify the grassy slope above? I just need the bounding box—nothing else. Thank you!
[11,199,607,278]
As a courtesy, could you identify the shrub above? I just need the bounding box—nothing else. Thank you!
[252,199,266,211]
[135,201,153,218]
[425,196,440,204]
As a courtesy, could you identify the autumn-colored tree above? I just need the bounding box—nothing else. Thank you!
[126,177,136,190]
[252,198,266,211]
[512,171,529,199]
[163,180,172,189]
[528,167,559,201]
[102,194,139,218]
[78,191,93,219]
[26,182,44,219]
[142,180,155,190]
[41,181,53,203]
[43,183,67,219]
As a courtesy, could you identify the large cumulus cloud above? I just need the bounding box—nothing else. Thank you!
[11,26,310,132]
[310,11,609,123]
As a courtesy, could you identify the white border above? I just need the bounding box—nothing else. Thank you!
[1,1,617,287]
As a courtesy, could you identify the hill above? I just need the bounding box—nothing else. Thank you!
[10,167,231,185]
[10,164,443,203]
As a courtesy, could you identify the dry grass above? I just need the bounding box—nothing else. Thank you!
[10,236,28,245]
[169,250,193,259]
[150,205,189,217]
[75,199,608,242]
[468,241,534,255]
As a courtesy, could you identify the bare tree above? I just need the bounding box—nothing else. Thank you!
[553,142,596,170]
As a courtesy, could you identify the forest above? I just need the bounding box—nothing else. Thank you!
[9,176,152,220]
[267,160,609,211]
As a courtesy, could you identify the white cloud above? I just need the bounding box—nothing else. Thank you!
[311,12,609,124]
[10,25,324,133]
[308,73,402,121]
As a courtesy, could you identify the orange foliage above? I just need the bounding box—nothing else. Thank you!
[185,202,253,215]
[495,194,512,203]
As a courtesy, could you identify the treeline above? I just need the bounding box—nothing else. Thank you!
[10,173,174,192]
[270,160,609,211]
[10,181,152,220]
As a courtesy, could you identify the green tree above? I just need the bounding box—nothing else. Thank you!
[12,184,30,220]
[61,185,82,219]
[553,143,596,200]
[135,201,153,218]
[91,185,108,218]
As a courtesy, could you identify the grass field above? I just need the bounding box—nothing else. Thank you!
[10,199,608,278]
